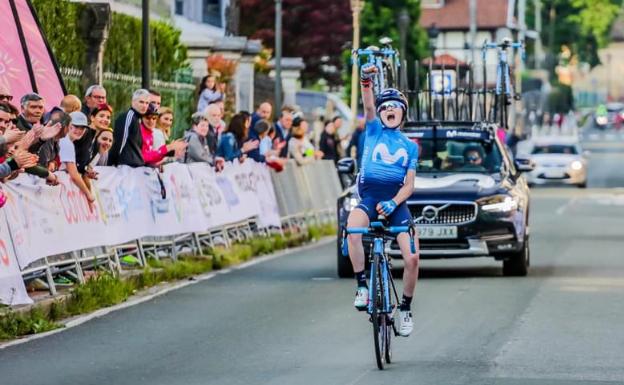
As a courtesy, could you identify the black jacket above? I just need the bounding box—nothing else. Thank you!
[320,131,339,163]
[109,107,144,167]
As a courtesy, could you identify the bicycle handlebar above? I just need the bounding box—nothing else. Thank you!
[346,224,411,235]
[354,48,397,57]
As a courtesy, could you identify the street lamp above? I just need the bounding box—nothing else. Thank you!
[398,8,410,61]
[427,23,440,61]
[350,0,364,129]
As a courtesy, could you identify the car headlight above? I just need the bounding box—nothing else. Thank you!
[570,160,583,170]
[342,197,359,212]
[478,195,518,213]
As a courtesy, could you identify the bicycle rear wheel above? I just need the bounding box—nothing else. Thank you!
[370,253,386,370]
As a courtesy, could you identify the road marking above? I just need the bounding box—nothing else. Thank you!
[0,237,337,350]
[555,197,578,215]
[311,277,334,281]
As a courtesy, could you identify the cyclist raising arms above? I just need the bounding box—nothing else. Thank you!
[347,63,419,337]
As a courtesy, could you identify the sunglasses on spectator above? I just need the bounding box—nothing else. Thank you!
[377,101,403,113]
[467,155,481,162]
[0,95,13,101]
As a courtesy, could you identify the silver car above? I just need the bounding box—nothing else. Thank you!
[525,137,589,188]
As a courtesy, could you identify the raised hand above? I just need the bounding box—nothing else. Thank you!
[3,126,24,144]
[40,122,62,140]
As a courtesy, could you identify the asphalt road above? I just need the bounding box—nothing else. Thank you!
[1,135,624,385]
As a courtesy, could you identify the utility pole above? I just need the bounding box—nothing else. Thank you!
[350,0,363,129]
[274,0,283,110]
[141,0,150,89]
[469,0,476,65]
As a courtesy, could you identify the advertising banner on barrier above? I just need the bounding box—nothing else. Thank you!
[0,211,31,305]
[1,161,280,270]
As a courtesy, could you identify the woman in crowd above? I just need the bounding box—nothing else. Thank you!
[154,107,174,148]
[197,75,223,113]
[90,103,113,132]
[182,112,224,170]
[89,128,114,167]
[217,113,259,162]
[288,119,322,166]
[141,103,186,167]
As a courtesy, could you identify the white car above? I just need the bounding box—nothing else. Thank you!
[525,137,589,188]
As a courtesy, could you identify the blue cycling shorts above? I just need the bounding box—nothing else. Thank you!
[356,198,411,227]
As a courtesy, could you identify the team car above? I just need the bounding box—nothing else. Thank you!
[337,121,534,277]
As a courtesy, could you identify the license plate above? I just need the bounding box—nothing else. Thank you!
[416,226,458,239]
[544,170,565,179]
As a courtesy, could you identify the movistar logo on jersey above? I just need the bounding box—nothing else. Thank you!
[372,143,408,167]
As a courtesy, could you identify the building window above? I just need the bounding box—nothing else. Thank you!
[422,0,444,8]
[175,0,184,15]
[203,0,221,27]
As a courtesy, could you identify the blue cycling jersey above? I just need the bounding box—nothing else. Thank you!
[358,118,418,198]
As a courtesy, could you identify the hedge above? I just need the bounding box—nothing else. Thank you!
[31,0,189,82]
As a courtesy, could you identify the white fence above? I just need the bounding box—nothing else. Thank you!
[0,160,342,306]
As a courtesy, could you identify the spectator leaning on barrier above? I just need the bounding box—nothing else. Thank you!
[275,105,294,157]
[217,112,259,162]
[204,102,223,154]
[251,101,272,131]
[89,128,113,167]
[0,102,39,179]
[182,112,224,169]
[197,75,223,114]
[141,103,186,167]
[59,112,96,210]
[248,119,287,171]
[37,110,70,172]
[16,93,45,131]
[109,88,150,167]
[155,107,174,147]
[81,85,107,118]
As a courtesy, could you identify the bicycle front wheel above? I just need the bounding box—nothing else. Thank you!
[370,253,386,370]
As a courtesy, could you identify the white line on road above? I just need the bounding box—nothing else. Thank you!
[555,197,579,215]
[0,237,336,350]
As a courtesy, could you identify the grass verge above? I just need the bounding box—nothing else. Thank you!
[0,223,335,341]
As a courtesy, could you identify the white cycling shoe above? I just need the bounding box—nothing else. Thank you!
[354,287,369,310]
[398,310,413,337]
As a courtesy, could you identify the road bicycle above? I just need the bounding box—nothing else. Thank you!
[353,37,401,95]
[342,221,416,370]
[481,38,524,130]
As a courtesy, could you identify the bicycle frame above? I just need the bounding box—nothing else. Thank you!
[481,40,524,129]
[354,47,401,95]
[369,237,393,315]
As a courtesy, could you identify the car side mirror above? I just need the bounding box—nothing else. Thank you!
[337,157,356,175]
[514,158,535,173]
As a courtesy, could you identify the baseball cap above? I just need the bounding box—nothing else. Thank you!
[69,111,89,127]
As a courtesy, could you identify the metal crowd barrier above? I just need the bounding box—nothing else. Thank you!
[17,160,343,299]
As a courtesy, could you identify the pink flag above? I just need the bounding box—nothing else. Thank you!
[0,0,65,110]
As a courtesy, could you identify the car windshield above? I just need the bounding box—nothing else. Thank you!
[415,138,503,174]
[531,144,578,155]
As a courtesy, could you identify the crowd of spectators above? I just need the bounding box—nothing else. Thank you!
[0,73,366,208]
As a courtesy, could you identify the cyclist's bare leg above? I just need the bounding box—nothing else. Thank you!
[396,232,420,296]
[347,208,370,272]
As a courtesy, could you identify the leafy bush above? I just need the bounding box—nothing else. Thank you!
[31,0,189,81]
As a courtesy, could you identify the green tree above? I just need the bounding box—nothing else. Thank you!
[530,0,623,69]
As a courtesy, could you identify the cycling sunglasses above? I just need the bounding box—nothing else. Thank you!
[467,155,481,162]
[377,101,403,113]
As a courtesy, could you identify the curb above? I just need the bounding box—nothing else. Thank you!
[0,236,336,350]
